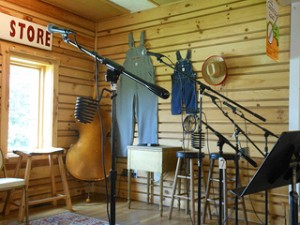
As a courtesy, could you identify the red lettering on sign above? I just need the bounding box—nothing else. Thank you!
[10,20,16,37]
[37,28,44,44]
[6,18,51,49]
[45,32,51,47]
[18,22,26,39]
[27,25,34,42]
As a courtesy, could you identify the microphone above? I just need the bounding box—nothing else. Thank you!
[146,51,165,59]
[47,24,75,35]
[74,97,99,123]
[223,101,238,113]
[240,151,258,168]
[145,82,170,99]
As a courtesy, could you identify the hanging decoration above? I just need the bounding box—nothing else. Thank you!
[266,0,279,61]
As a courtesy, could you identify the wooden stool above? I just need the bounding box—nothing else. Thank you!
[202,152,248,225]
[4,147,73,221]
[168,151,205,224]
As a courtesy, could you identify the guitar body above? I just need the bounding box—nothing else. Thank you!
[66,109,111,181]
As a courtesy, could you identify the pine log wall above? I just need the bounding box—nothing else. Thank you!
[0,0,96,209]
[96,0,290,224]
[0,0,292,224]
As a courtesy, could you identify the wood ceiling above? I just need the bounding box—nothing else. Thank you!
[40,0,295,22]
[41,0,184,22]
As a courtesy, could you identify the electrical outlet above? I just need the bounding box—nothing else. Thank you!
[121,168,137,178]
[131,170,137,178]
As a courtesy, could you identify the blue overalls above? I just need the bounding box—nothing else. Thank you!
[171,50,197,115]
[115,32,158,157]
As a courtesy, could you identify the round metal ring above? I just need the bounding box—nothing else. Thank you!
[183,114,198,133]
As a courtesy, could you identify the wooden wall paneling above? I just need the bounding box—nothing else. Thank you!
[0,52,2,143]
[95,0,291,223]
[0,0,98,212]
[2,0,95,32]
[96,0,266,34]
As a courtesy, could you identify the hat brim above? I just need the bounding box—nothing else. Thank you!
[202,56,227,86]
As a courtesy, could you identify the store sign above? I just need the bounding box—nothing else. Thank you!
[266,0,279,61]
[0,13,52,50]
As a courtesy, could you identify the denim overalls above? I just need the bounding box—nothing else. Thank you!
[171,50,197,115]
[115,32,158,157]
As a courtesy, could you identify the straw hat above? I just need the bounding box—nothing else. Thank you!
[202,56,227,85]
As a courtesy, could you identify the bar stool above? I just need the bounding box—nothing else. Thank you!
[168,151,205,224]
[202,152,248,225]
[4,148,73,221]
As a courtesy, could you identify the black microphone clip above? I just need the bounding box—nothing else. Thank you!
[201,92,218,102]
[146,50,165,59]
[223,101,238,113]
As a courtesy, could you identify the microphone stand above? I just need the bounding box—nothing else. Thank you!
[226,108,279,225]
[233,126,241,225]
[200,120,257,225]
[60,34,170,225]
[153,55,262,225]
[207,96,258,225]
[197,87,204,225]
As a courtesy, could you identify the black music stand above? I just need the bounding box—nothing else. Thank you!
[232,130,300,225]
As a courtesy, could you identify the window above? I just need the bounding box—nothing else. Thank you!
[7,56,55,152]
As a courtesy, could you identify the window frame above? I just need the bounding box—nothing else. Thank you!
[0,45,59,157]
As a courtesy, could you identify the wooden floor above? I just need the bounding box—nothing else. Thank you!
[0,194,260,225]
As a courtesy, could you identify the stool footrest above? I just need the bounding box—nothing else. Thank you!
[174,194,198,201]
[206,197,243,203]
[29,194,67,206]
[177,175,198,180]
[210,178,236,183]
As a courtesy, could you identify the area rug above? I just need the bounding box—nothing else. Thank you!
[28,212,109,225]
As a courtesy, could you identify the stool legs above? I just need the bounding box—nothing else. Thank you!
[168,157,197,224]
[190,157,195,224]
[20,185,29,225]
[202,158,214,223]
[168,157,182,220]
[18,157,32,222]
[49,155,57,206]
[57,154,73,211]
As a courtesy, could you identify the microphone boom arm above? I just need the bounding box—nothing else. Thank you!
[233,110,279,139]
[213,99,265,157]
[201,120,257,168]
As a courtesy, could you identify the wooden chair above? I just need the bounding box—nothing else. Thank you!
[0,148,29,224]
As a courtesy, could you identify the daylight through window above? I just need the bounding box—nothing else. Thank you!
[8,57,54,151]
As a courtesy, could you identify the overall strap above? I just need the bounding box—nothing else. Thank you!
[128,32,135,47]
[186,49,191,60]
[176,50,182,61]
[140,31,145,47]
